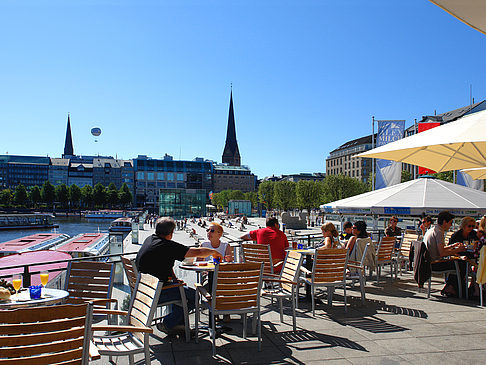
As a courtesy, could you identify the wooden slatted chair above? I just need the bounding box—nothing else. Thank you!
[0,303,96,365]
[375,237,397,283]
[396,233,419,274]
[261,250,304,331]
[91,273,163,365]
[195,262,264,356]
[242,242,282,278]
[64,260,116,309]
[121,256,191,342]
[346,243,369,304]
[300,248,349,316]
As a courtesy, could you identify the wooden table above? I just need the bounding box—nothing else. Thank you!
[0,288,69,309]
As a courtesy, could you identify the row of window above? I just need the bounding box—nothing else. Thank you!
[136,172,185,181]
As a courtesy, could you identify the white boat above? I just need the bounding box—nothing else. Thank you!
[109,217,133,233]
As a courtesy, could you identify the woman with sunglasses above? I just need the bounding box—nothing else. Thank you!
[199,222,233,262]
[449,216,478,258]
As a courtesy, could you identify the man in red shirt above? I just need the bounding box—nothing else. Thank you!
[240,217,289,272]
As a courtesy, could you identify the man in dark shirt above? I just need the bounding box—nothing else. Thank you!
[136,217,222,334]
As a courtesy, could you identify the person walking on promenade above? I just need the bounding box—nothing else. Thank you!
[240,217,289,273]
[136,217,223,335]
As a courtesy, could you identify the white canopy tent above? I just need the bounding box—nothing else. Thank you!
[320,177,486,217]
[430,0,486,36]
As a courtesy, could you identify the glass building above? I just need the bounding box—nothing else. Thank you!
[159,189,207,219]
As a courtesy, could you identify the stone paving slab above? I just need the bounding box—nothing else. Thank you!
[91,218,486,364]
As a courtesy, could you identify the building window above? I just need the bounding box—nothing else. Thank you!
[177,173,184,181]
[147,172,155,181]
[136,171,144,180]
[157,172,164,180]
[167,173,174,181]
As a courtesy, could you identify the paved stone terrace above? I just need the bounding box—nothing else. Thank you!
[92,218,486,365]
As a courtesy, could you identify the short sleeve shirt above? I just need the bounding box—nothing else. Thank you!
[249,227,289,262]
[385,226,402,237]
[424,224,445,261]
[135,234,189,283]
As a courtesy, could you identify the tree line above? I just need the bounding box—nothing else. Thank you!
[0,181,133,210]
[211,175,368,211]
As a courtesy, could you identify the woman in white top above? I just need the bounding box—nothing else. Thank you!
[198,222,233,262]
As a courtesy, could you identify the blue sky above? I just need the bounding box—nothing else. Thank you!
[1,1,485,179]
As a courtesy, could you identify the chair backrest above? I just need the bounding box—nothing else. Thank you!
[280,250,304,293]
[121,256,138,294]
[400,233,418,257]
[312,248,348,284]
[64,261,115,307]
[0,303,93,365]
[377,237,395,262]
[241,243,274,276]
[211,262,263,312]
[128,273,163,343]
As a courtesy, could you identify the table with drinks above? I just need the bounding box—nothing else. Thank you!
[0,271,69,309]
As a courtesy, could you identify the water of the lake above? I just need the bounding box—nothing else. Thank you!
[0,216,112,243]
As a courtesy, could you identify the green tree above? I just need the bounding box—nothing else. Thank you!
[119,183,133,207]
[81,185,94,208]
[433,171,454,183]
[13,184,28,206]
[29,186,41,208]
[274,181,297,211]
[401,170,412,183]
[106,183,119,208]
[258,181,275,210]
[296,180,322,211]
[212,190,231,210]
[55,184,69,208]
[0,189,13,206]
[244,191,258,208]
[41,180,56,207]
[69,184,81,209]
[322,175,368,203]
[228,190,245,201]
[93,183,107,207]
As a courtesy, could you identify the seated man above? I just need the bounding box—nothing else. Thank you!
[136,217,222,334]
[240,217,289,272]
[340,221,353,241]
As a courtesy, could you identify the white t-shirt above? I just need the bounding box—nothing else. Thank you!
[200,240,228,260]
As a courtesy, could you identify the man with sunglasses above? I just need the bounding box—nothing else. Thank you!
[385,216,402,238]
[136,217,223,335]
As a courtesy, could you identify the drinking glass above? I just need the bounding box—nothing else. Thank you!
[40,271,49,286]
[12,275,22,298]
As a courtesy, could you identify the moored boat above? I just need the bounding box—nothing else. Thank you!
[55,233,110,258]
[109,217,133,233]
[0,214,59,230]
[0,233,70,257]
[83,210,126,219]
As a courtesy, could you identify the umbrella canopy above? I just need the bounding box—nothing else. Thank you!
[461,167,486,180]
[430,0,486,36]
[358,109,486,172]
[320,177,486,216]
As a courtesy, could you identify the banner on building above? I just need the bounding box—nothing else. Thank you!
[375,120,405,190]
[418,122,441,175]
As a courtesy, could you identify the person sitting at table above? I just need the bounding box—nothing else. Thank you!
[385,216,402,237]
[419,216,433,237]
[424,211,467,298]
[319,222,339,248]
[340,221,353,241]
[240,217,289,273]
[136,217,223,335]
[449,216,478,258]
[346,221,375,268]
[198,222,232,262]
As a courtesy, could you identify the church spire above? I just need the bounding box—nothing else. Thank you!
[63,113,74,158]
[222,89,241,166]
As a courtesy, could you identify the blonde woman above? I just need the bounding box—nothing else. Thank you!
[198,222,232,262]
[320,222,339,248]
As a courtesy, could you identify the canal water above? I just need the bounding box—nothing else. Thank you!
[0,216,112,243]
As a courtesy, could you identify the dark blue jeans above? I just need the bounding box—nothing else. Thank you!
[159,286,195,329]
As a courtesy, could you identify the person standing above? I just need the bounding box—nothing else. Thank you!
[240,217,289,273]
[136,217,222,334]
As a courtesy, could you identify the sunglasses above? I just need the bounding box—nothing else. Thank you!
[352,226,357,229]
[206,228,216,233]
[466,225,475,228]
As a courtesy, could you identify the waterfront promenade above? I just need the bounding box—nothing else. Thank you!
[93,218,486,365]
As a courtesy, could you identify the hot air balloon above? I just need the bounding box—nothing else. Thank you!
[91,127,101,142]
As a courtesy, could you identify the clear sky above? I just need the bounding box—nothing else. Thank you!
[1,1,485,179]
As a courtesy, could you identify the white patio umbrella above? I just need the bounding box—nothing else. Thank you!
[430,0,486,36]
[358,109,486,172]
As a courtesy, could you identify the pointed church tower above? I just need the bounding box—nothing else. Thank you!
[63,113,74,158]
[222,89,241,166]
